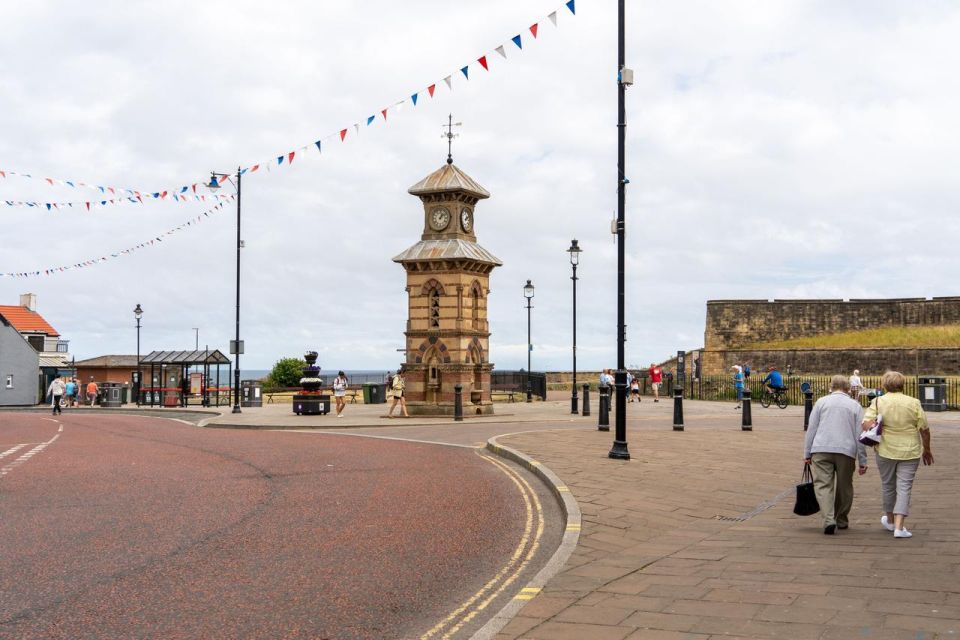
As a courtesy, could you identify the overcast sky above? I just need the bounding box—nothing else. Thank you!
[2,1,959,373]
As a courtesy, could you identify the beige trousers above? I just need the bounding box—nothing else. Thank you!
[811,452,856,527]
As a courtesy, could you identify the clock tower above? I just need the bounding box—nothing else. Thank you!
[392,155,501,415]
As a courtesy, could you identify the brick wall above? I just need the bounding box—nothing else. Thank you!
[705,297,960,350]
[701,348,960,376]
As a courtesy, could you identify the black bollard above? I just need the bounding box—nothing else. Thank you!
[741,389,753,431]
[581,384,591,417]
[803,390,814,431]
[454,384,463,422]
[673,385,684,431]
[598,383,610,431]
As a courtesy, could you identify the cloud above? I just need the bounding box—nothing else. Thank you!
[2,1,959,372]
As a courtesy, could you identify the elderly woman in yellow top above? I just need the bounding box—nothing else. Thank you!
[862,371,935,539]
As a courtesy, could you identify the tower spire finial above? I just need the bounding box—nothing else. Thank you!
[442,114,461,165]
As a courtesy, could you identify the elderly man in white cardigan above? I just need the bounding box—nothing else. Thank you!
[803,375,868,535]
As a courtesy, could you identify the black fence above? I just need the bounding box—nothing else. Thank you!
[491,370,547,400]
[670,374,959,408]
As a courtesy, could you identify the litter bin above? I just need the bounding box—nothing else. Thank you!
[241,380,263,407]
[367,382,387,404]
[100,382,123,408]
[919,376,947,412]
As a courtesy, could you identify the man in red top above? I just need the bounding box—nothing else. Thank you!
[649,363,663,402]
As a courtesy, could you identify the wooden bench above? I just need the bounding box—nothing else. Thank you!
[491,383,524,402]
[266,387,361,404]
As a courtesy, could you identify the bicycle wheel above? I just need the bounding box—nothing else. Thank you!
[777,393,789,409]
[760,391,771,408]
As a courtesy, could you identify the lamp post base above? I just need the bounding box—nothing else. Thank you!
[232,405,242,414]
[570,392,578,414]
[608,440,630,460]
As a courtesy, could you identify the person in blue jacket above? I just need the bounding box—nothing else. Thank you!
[763,366,785,393]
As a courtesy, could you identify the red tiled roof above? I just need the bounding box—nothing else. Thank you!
[0,305,60,336]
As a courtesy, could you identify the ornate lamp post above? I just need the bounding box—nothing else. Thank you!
[134,303,143,407]
[523,279,535,403]
[207,169,243,414]
[567,239,581,414]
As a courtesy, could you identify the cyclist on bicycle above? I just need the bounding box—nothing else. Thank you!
[762,366,786,393]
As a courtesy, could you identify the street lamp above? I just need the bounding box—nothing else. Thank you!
[609,0,631,460]
[207,169,243,414]
[523,280,535,403]
[192,327,199,350]
[567,239,581,414]
[134,303,143,407]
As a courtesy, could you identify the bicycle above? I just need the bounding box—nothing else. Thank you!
[759,385,789,409]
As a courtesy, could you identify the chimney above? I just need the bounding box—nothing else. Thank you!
[19,293,37,312]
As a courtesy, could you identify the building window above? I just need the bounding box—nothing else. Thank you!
[56,341,70,353]
[27,335,44,351]
[5,375,12,389]
[430,289,441,329]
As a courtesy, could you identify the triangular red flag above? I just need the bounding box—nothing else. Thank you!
[85,202,90,210]
[428,84,436,97]
[382,108,388,120]
[340,129,348,141]
[288,151,296,164]
[45,177,54,185]
[478,55,489,70]
[530,23,538,38]
[192,184,197,193]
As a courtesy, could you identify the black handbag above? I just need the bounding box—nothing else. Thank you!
[793,462,820,516]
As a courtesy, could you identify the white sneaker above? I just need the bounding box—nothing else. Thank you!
[880,515,895,532]
[894,528,912,538]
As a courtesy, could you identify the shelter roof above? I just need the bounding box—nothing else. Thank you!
[0,305,60,336]
[407,163,490,200]
[75,355,140,368]
[39,354,69,367]
[140,350,231,365]
[392,239,502,266]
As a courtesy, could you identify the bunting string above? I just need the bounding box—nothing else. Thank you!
[0,0,577,210]
[0,197,234,278]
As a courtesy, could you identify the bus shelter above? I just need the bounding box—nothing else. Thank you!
[139,349,232,407]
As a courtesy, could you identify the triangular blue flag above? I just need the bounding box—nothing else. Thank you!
[411,93,418,106]
[46,203,51,210]
[240,168,248,175]
[66,181,74,187]
[566,0,575,14]
[180,186,188,193]
[152,192,160,198]
[512,35,523,49]
[98,186,105,193]
[277,155,284,165]
[461,66,469,79]
[314,140,322,152]
[367,115,375,126]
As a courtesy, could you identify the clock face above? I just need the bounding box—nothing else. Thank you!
[430,207,450,231]
[460,208,473,232]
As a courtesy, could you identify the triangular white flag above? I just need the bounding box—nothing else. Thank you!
[393,100,405,114]
[443,75,452,89]
[354,123,360,134]
[495,45,506,58]
[548,11,558,26]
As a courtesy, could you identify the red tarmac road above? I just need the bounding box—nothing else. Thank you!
[0,412,539,639]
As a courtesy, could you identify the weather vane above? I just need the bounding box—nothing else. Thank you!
[441,114,462,165]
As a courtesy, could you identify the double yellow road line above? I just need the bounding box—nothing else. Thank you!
[419,451,545,640]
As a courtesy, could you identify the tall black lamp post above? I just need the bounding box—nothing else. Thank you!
[609,0,631,460]
[523,279,535,403]
[207,169,243,414]
[567,239,581,414]
[134,303,143,407]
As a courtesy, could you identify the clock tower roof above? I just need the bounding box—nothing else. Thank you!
[408,163,490,201]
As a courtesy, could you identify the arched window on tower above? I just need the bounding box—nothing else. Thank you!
[470,281,483,329]
[430,289,441,328]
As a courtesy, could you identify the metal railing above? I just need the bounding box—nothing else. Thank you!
[491,370,547,400]
[675,374,957,408]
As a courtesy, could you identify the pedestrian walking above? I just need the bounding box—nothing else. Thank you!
[803,375,868,534]
[64,378,77,408]
[629,374,641,402]
[648,363,663,402]
[333,371,349,417]
[86,378,99,406]
[863,370,934,539]
[732,365,744,409]
[849,369,864,402]
[47,377,65,415]
[385,369,408,418]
